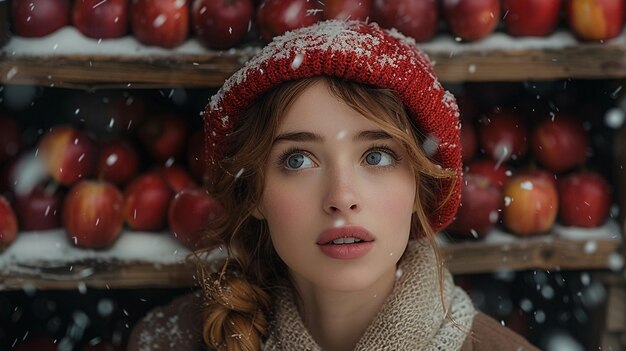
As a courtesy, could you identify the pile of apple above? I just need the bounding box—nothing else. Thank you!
[0,101,224,251]
[10,0,626,49]
[448,98,613,239]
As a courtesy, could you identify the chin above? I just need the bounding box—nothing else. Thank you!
[294,261,398,293]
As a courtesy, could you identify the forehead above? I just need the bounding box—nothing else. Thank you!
[277,80,382,135]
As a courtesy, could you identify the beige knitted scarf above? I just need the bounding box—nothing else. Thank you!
[262,239,476,351]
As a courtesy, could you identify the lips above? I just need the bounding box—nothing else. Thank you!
[317,226,375,245]
[317,226,374,260]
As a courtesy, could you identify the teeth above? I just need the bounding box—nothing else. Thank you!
[331,237,362,245]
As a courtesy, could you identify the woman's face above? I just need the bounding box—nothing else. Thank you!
[256,81,416,293]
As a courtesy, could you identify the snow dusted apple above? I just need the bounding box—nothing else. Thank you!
[72,0,129,39]
[168,187,224,249]
[256,0,323,41]
[372,0,438,42]
[63,180,124,249]
[557,171,611,227]
[465,158,510,188]
[157,164,197,193]
[324,0,372,21]
[502,173,559,236]
[530,114,589,173]
[12,0,70,37]
[460,119,478,163]
[138,113,190,163]
[567,0,626,41]
[38,126,99,186]
[447,174,501,238]
[130,0,190,48]
[0,115,23,163]
[503,0,562,37]
[192,0,254,49]
[478,109,528,163]
[123,171,174,230]
[0,195,18,250]
[442,0,501,41]
[96,138,139,186]
[15,183,65,231]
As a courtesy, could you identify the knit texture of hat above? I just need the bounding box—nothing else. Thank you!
[204,20,462,233]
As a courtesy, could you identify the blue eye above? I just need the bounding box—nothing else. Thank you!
[365,150,394,166]
[285,153,314,170]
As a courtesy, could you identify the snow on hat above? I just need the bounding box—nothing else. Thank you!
[204,20,461,233]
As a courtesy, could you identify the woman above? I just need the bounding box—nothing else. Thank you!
[128,20,539,351]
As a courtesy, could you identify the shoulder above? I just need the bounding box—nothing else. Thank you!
[127,291,205,351]
[461,311,542,351]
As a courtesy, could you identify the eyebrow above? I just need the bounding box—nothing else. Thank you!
[273,130,393,144]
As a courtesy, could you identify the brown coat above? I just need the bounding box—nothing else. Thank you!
[127,292,541,351]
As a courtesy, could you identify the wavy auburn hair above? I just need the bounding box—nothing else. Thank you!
[196,76,457,351]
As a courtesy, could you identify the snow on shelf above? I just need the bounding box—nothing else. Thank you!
[1,26,262,58]
[0,221,621,273]
[0,229,192,268]
[3,26,625,59]
[439,219,623,246]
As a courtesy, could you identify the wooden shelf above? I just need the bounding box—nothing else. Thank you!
[2,27,626,89]
[441,223,623,274]
[0,222,622,290]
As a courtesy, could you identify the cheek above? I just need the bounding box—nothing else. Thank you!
[371,177,416,217]
[260,181,314,235]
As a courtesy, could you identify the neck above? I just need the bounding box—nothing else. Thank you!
[290,267,396,351]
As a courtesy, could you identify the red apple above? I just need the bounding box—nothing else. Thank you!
[130,0,190,48]
[15,182,65,231]
[465,158,510,188]
[0,115,22,163]
[83,341,124,351]
[0,195,18,250]
[442,0,501,41]
[11,0,70,37]
[15,338,58,351]
[123,171,174,230]
[502,173,559,236]
[72,0,129,39]
[76,91,147,136]
[63,180,124,249]
[157,164,197,192]
[503,0,562,37]
[256,0,323,42]
[187,130,208,183]
[516,168,558,188]
[324,0,372,21]
[192,0,254,49]
[97,138,139,186]
[567,0,626,41]
[168,187,224,249]
[530,114,589,173]
[138,114,190,163]
[557,171,611,227]
[478,109,528,163]
[456,95,480,121]
[38,126,99,186]
[372,0,438,42]
[0,156,19,200]
[460,120,478,163]
[2,149,52,204]
[447,174,502,238]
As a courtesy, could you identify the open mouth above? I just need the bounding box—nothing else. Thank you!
[328,237,363,245]
[317,226,374,259]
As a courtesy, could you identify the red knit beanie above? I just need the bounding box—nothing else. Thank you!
[204,20,461,233]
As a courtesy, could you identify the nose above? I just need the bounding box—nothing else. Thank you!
[322,166,361,215]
